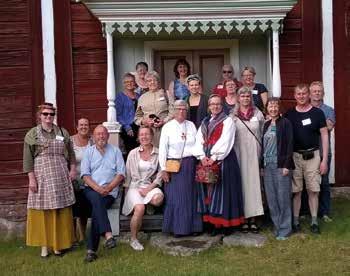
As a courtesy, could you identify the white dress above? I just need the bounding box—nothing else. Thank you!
[122,159,163,216]
[233,109,264,218]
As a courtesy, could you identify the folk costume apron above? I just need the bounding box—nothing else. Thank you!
[27,125,75,210]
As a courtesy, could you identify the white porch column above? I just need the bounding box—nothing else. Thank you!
[322,0,335,183]
[41,0,57,115]
[103,24,121,146]
[272,28,282,98]
[103,24,121,130]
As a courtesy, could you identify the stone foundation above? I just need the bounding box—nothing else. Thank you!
[0,218,26,240]
[0,187,349,239]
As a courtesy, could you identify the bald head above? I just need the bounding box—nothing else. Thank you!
[93,125,109,149]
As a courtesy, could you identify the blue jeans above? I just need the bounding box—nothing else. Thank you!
[264,163,292,237]
[83,187,115,252]
[319,155,332,217]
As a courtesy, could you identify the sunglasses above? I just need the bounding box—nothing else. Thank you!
[222,71,232,74]
[41,112,55,117]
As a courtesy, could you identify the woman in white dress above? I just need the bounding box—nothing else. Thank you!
[122,126,164,251]
[232,86,265,233]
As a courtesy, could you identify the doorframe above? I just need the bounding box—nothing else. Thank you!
[144,39,239,76]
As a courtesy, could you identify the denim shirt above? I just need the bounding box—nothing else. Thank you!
[115,92,140,132]
[81,144,126,198]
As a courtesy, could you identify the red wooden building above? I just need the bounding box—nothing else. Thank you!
[0,0,349,237]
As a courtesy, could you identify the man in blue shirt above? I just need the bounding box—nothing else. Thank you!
[310,81,336,222]
[81,125,125,262]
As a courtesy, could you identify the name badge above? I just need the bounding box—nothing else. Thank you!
[250,116,258,122]
[252,90,258,95]
[55,135,64,141]
[217,85,224,89]
[158,97,165,101]
[302,118,311,126]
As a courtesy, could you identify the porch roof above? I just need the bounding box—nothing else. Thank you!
[82,0,297,35]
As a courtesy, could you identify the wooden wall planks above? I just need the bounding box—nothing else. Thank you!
[70,1,107,127]
[0,0,44,219]
[333,0,350,185]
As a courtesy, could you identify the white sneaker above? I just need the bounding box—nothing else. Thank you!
[130,239,144,251]
[322,215,333,223]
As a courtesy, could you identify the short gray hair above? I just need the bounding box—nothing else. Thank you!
[145,70,161,84]
[174,99,188,110]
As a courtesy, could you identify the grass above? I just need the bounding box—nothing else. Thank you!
[1,198,350,276]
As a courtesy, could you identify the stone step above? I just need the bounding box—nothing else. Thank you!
[120,214,163,232]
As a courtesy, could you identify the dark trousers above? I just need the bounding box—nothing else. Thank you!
[319,156,332,216]
[120,123,139,159]
[83,187,115,252]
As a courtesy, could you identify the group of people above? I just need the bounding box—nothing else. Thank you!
[23,60,335,263]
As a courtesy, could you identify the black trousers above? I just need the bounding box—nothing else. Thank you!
[120,123,139,158]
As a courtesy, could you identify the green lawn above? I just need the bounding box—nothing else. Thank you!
[1,198,350,276]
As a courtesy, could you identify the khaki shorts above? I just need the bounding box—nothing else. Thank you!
[292,150,321,193]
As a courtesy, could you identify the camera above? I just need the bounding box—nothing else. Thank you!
[149,114,160,123]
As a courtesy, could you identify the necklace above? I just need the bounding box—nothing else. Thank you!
[140,146,152,161]
[75,135,89,147]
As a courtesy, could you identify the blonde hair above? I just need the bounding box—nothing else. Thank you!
[241,66,256,76]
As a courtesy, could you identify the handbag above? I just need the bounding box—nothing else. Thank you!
[195,162,221,184]
[165,159,181,173]
[165,123,187,173]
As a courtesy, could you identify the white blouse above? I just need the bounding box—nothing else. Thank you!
[158,119,197,170]
[192,116,236,161]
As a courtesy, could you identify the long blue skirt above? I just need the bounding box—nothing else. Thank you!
[197,148,245,227]
[162,156,203,235]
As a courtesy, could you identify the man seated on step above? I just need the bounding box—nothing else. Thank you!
[81,125,125,263]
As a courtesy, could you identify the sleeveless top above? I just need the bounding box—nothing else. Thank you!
[174,79,190,100]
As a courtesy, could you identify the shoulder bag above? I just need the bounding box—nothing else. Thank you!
[165,123,187,173]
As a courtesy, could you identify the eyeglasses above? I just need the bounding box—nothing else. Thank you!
[209,103,222,106]
[41,112,55,117]
[222,71,232,74]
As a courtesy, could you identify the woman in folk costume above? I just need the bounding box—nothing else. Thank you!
[193,95,245,236]
[23,103,76,257]
[159,100,203,237]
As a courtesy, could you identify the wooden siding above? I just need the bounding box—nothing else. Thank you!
[279,0,322,113]
[0,0,44,218]
[334,0,350,185]
[70,1,107,130]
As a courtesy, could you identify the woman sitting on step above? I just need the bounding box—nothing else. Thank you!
[122,126,164,251]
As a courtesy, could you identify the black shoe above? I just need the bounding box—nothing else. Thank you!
[249,223,259,234]
[54,251,65,257]
[293,224,301,233]
[105,237,117,249]
[310,224,321,234]
[241,223,249,234]
[223,228,232,236]
[84,252,98,263]
[210,228,220,237]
